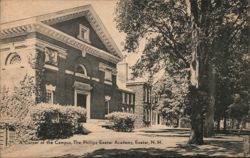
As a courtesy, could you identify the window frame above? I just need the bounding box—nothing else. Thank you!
[122,92,126,104]
[104,68,112,81]
[45,84,56,104]
[5,52,22,66]
[77,24,90,43]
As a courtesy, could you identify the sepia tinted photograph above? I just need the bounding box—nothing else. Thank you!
[0,0,249,157]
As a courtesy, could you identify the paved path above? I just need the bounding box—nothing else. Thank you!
[1,126,245,157]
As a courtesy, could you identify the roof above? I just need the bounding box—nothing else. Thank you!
[0,5,122,63]
[116,80,134,93]
[126,77,148,85]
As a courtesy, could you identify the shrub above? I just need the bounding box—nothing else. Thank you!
[15,103,87,142]
[105,112,135,132]
[179,117,191,128]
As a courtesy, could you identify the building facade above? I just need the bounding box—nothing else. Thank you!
[0,5,135,120]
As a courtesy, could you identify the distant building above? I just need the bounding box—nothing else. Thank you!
[0,5,135,120]
[117,59,163,128]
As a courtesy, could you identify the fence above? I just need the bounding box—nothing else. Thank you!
[0,126,16,149]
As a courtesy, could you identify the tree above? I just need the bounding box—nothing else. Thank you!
[152,70,189,126]
[0,75,35,122]
[227,94,249,132]
[115,0,249,144]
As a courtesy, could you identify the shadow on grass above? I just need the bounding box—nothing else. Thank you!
[56,148,198,158]
[139,128,190,134]
[54,139,243,158]
[138,128,190,137]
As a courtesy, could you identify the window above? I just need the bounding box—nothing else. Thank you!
[45,84,56,103]
[122,92,126,104]
[76,65,87,76]
[126,93,130,104]
[5,53,21,66]
[144,87,148,103]
[130,94,134,105]
[77,24,90,43]
[9,54,21,64]
[46,90,53,103]
[104,69,112,81]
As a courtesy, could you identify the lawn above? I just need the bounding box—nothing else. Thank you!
[1,127,245,157]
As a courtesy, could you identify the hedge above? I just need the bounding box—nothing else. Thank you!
[105,112,135,132]
[15,103,88,142]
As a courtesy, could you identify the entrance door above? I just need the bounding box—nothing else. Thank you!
[77,93,87,108]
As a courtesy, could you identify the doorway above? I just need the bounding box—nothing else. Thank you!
[74,90,91,119]
[77,93,87,108]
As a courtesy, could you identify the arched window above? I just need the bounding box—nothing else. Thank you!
[76,64,87,76]
[5,53,21,65]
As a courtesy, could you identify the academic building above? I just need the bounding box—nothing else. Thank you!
[0,5,159,128]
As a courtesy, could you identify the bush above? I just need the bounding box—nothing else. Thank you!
[15,103,87,142]
[105,112,135,132]
[179,117,191,128]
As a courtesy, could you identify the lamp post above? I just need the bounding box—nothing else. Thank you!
[105,96,111,114]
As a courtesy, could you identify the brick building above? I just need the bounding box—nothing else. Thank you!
[0,5,134,120]
[117,59,163,128]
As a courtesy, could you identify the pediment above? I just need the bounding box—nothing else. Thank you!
[36,5,122,59]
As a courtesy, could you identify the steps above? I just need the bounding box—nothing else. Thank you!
[83,119,112,133]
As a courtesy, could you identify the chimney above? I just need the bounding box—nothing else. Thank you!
[117,55,128,85]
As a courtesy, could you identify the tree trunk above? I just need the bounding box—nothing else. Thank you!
[216,119,220,131]
[188,86,204,145]
[204,63,216,137]
[223,115,227,131]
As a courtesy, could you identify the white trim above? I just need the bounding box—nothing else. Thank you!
[99,62,117,75]
[45,84,56,104]
[74,89,91,119]
[92,77,100,82]
[73,81,92,119]
[73,81,93,91]
[26,38,67,59]
[0,41,27,52]
[77,64,88,76]
[75,73,90,79]
[36,5,122,58]
[44,64,59,71]
[65,70,74,75]
[104,80,112,85]
[77,24,90,43]
[45,84,56,91]
[0,23,121,64]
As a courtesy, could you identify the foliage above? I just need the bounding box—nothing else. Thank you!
[179,117,191,128]
[0,75,35,122]
[227,94,250,128]
[115,0,249,144]
[153,70,189,123]
[105,112,135,132]
[15,103,87,142]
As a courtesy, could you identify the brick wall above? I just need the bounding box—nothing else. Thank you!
[127,83,145,128]
[36,33,120,119]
